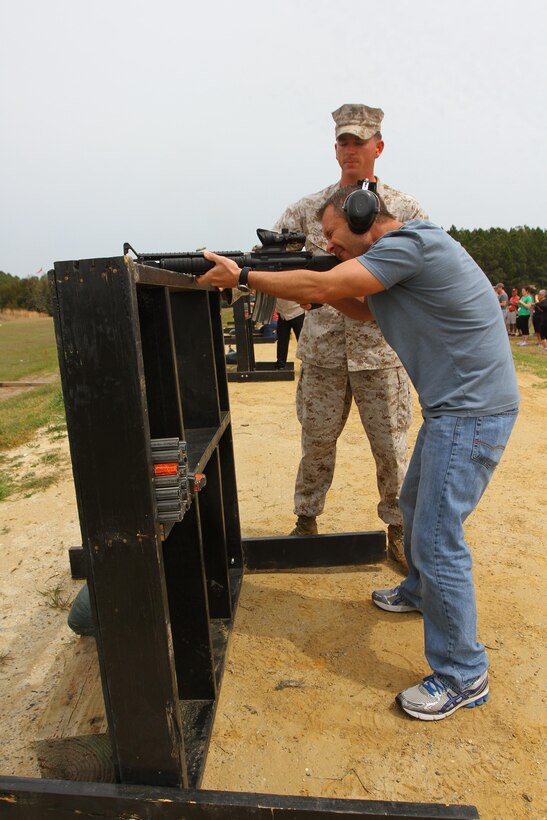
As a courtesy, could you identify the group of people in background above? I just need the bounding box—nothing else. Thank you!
[495,282,547,351]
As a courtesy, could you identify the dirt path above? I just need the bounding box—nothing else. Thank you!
[0,372,59,402]
[0,344,545,819]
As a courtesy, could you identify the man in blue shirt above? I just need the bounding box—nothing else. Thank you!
[199,185,519,721]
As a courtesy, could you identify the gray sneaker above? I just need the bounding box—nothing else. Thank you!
[371,586,419,613]
[396,671,489,721]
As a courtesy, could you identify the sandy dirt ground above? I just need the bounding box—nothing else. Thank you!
[0,340,545,819]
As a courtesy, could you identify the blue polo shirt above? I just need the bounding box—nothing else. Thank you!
[361,220,519,417]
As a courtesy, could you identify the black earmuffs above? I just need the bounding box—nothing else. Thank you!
[342,187,380,234]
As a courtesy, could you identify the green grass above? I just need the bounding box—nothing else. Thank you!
[0,386,68,500]
[38,582,73,611]
[510,341,547,386]
[0,475,12,501]
[40,450,63,465]
[0,316,67,499]
[0,316,68,499]
[0,449,67,501]
[0,316,58,381]
[21,472,61,496]
[0,386,66,452]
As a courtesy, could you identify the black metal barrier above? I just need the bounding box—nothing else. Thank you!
[226,295,295,382]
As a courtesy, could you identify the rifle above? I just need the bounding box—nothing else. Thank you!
[123,228,338,278]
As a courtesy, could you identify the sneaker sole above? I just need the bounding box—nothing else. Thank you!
[396,690,490,721]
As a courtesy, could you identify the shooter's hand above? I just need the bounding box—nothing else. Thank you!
[199,251,241,291]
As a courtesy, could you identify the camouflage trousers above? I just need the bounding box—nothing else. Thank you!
[294,363,412,525]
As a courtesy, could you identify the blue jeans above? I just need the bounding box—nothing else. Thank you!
[398,410,518,691]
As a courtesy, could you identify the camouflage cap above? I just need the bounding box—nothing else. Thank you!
[332,104,384,141]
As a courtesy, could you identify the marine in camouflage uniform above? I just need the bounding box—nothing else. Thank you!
[274,105,427,565]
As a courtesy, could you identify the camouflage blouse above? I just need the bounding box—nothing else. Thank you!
[273,178,427,370]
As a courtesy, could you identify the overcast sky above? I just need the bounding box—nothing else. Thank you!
[1,0,545,277]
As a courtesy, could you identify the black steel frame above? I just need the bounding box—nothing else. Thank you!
[227,296,295,382]
[0,255,479,819]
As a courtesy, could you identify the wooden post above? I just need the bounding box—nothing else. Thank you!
[33,638,112,782]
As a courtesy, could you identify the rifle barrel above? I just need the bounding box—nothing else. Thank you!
[136,252,338,276]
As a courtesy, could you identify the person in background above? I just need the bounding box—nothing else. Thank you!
[532,289,546,347]
[507,288,519,335]
[494,283,508,327]
[516,286,534,345]
[533,289,547,351]
[273,103,427,570]
[275,299,305,369]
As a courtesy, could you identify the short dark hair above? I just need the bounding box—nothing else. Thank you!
[317,184,394,223]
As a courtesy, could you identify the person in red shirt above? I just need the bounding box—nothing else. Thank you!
[507,288,519,336]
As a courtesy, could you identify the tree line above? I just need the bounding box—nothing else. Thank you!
[0,270,51,314]
[1,226,546,315]
[447,226,547,292]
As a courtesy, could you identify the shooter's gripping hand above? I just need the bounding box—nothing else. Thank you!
[199,251,241,291]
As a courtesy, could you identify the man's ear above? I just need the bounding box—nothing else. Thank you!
[375,139,385,158]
